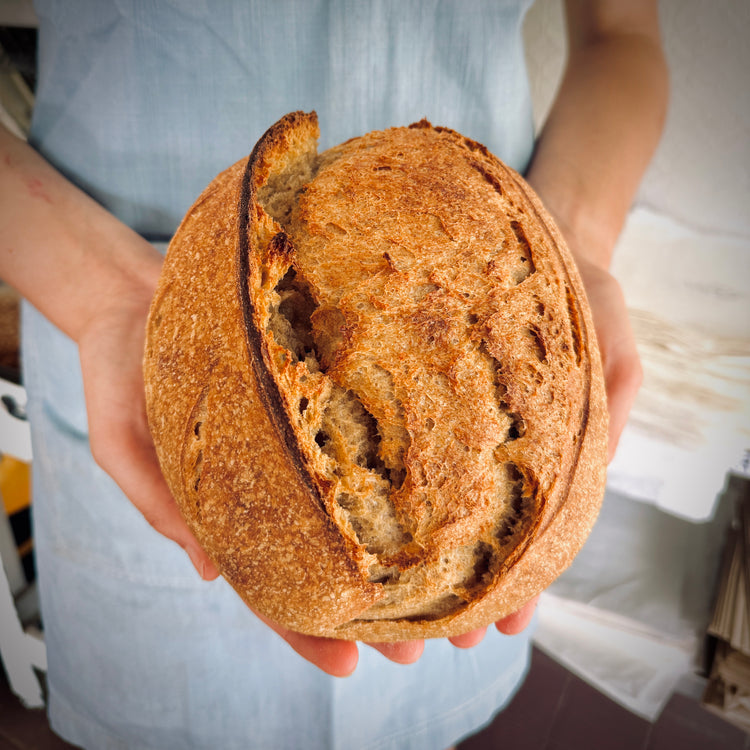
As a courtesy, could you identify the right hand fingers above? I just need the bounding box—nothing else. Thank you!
[253,610,360,677]
[365,640,424,664]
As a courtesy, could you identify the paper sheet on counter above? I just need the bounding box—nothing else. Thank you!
[535,594,696,721]
[607,207,750,521]
[533,485,735,720]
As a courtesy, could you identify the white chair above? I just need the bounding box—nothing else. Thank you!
[0,376,46,708]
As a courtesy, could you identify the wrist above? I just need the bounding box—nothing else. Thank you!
[1,126,163,343]
[525,168,619,272]
[69,222,162,344]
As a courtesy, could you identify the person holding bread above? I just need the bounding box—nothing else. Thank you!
[0,1,667,748]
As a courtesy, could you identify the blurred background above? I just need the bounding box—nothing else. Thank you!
[523,0,750,729]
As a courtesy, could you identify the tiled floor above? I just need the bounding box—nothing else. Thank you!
[459,649,750,750]
[0,674,72,750]
[1,648,748,749]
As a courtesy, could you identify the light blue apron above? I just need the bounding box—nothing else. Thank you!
[24,2,536,747]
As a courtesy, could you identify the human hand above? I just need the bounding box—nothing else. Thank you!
[75,263,430,676]
[364,594,540,663]
[568,253,642,462]
[76,276,541,671]
[77,270,220,579]
[451,262,640,650]
[524,195,643,462]
[445,595,541,649]
[448,212,643,651]
[76,246,555,672]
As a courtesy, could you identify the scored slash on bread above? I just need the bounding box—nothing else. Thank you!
[144,111,608,640]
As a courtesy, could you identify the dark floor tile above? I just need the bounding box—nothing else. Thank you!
[0,675,75,750]
[546,672,651,750]
[0,707,75,750]
[647,693,748,750]
[460,647,571,750]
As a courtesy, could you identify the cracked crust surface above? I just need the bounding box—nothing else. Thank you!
[144,111,608,640]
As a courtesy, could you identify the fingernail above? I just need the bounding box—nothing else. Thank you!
[185,544,207,578]
[195,552,220,580]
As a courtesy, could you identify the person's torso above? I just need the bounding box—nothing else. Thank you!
[30,0,535,239]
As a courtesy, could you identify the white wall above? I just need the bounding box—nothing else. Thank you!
[523,0,750,238]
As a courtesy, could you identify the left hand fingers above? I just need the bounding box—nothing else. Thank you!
[253,610,361,677]
[572,258,642,461]
[448,593,542,649]
[449,627,487,649]
[495,594,540,635]
[365,640,425,664]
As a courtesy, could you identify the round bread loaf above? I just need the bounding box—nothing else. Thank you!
[144,111,608,640]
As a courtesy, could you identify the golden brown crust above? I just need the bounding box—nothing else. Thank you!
[144,111,608,640]
[144,113,382,632]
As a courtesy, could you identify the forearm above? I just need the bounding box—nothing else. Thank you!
[525,1,668,268]
[0,125,162,341]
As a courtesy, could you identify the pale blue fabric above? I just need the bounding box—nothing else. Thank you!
[30,0,534,239]
[23,1,537,747]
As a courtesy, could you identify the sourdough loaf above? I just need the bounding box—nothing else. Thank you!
[143,111,608,640]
